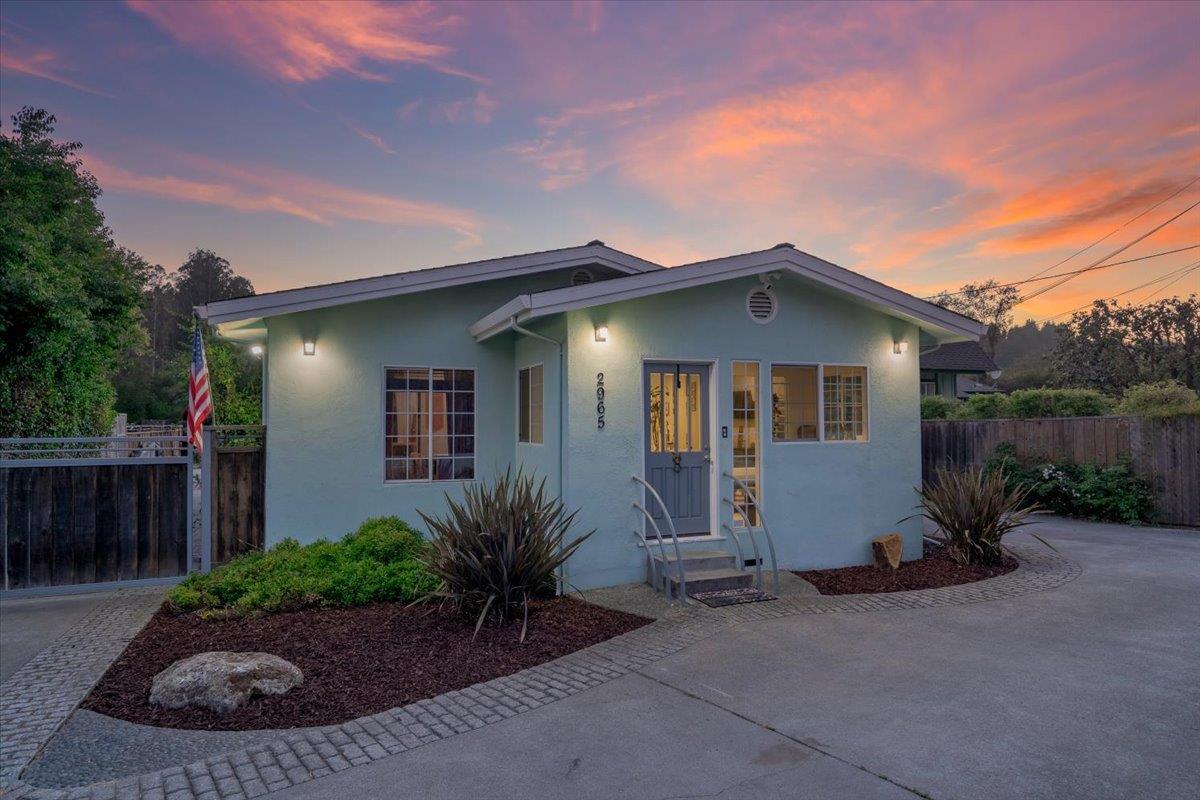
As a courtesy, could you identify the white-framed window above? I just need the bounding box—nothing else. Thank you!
[518,363,544,444]
[732,361,761,527]
[920,380,937,397]
[771,365,819,441]
[823,365,868,441]
[384,367,474,481]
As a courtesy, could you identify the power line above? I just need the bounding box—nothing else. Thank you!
[1023,174,1200,281]
[1137,263,1200,305]
[1043,260,1200,321]
[927,244,1200,298]
[1017,198,1200,305]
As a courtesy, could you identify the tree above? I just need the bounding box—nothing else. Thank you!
[114,249,258,422]
[931,280,1021,355]
[1051,295,1199,393]
[0,108,144,436]
[994,320,1065,390]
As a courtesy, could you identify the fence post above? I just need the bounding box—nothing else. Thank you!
[200,427,213,574]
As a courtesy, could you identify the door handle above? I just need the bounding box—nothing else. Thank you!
[672,453,682,473]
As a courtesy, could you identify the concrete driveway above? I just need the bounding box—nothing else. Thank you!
[268,518,1200,800]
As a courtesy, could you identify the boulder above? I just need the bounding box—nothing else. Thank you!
[871,533,904,570]
[149,651,303,713]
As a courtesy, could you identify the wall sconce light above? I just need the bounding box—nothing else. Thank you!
[303,340,316,356]
[250,345,264,357]
[893,340,908,355]
[594,325,609,343]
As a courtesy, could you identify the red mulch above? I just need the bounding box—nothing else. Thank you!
[82,597,649,731]
[793,542,1017,595]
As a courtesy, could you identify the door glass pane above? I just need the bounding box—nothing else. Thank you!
[662,373,676,451]
[684,373,701,451]
[649,372,663,452]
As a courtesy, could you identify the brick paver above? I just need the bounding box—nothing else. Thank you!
[2,542,1078,799]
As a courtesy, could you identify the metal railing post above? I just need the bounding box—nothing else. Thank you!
[632,475,688,602]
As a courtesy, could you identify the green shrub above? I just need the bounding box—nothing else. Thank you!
[983,444,1154,524]
[951,393,1012,419]
[1117,381,1200,418]
[920,395,960,419]
[909,466,1038,566]
[1007,388,1113,418]
[167,517,435,616]
[419,469,592,637]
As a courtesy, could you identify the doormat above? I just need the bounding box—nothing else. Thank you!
[690,587,777,607]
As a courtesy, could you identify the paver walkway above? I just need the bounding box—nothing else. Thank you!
[2,532,1084,799]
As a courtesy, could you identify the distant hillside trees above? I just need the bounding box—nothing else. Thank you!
[0,108,144,436]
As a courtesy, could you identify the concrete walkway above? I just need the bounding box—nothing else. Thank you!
[1,592,116,684]
[267,519,1200,800]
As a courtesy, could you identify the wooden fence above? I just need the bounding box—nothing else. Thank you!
[0,437,192,591]
[921,416,1199,527]
[204,426,266,567]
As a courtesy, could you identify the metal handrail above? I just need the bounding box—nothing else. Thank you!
[632,506,675,600]
[723,473,780,594]
[631,475,688,602]
[721,520,763,590]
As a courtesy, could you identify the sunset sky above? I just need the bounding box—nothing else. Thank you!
[2,0,1197,320]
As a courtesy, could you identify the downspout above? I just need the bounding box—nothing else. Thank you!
[509,316,568,594]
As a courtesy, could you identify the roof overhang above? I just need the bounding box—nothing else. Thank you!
[197,244,662,327]
[470,247,986,343]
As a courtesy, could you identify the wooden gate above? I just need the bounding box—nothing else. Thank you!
[0,436,192,592]
[202,426,266,568]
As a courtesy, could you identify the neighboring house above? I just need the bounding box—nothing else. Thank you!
[198,242,984,590]
[919,341,1000,400]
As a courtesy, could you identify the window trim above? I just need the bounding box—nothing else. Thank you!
[517,362,545,446]
[381,364,478,484]
[768,362,870,444]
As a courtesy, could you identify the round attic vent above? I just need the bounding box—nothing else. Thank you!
[746,287,777,323]
[571,268,595,286]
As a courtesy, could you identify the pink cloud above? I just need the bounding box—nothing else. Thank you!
[0,31,114,97]
[85,152,484,245]
[125,0,477,83]
[434,90,497,125]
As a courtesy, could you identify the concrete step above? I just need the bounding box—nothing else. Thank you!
[669,567,755,593]
[652,549,736,572]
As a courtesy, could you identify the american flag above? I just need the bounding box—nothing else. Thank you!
[187,322,212,452]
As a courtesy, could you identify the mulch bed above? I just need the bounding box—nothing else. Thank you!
[82,597,649,731]
[793,541,1017,595]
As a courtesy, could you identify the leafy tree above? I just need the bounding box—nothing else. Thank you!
[994,320,1064,390]
[0,108,144,436]
[931,280,1021,356]
[1052,296,1199,394]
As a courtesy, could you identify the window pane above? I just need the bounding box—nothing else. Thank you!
[530,402,543,445]
[453,458,474,480]
[649,372,663,452]
[823,366,868,441]
[662,373,676,451]
[518,367,531,442]
[452,413,474,436]
[732,361,760,527]
[771,365,818,441]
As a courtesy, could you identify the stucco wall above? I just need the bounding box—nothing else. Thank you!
[263,268,590,542]
[561,274,922,589]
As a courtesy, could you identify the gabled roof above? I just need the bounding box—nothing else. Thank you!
[920,341,999,372]
[196,242,662,326]
[469,245,986,343]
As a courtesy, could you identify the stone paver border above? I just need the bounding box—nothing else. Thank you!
[3,542,1078,800]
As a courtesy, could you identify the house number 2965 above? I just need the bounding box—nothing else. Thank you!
[596,372,606,429]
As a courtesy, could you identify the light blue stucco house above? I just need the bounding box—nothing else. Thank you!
[198,242,985,591]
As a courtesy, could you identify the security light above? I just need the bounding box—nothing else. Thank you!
[303,340,316,356]
[594,325,609,343]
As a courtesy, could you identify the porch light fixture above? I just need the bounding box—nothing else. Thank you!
[594,325,609,343]
[303,340,316,356]
[893,340,908,355]
[250,345,264,357]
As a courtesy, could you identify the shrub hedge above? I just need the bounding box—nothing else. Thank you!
[983,444,1154,524]
[1117,381,1200,418]
[168,516,436,616]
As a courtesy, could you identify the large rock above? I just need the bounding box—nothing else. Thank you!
[871,533,904,570]
[149,652,303,713]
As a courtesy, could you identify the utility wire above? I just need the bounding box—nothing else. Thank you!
[1042,260,1200,321]
[1137,263,1200,305]
[927,244,1200,298]
[1023,174,1200,281]
[1017,198,1200,305]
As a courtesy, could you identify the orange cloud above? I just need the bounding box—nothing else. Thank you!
[85,153,484,245]
[125,0,475,83]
